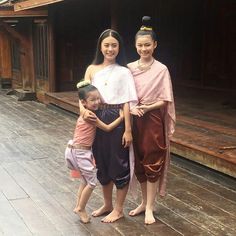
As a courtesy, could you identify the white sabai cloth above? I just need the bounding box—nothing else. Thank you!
[92,64,138,108]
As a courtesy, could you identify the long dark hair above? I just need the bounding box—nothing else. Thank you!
[92,29,127,66]
[135,16,157,42]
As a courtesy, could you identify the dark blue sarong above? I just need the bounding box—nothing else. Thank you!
[93,107,130,189]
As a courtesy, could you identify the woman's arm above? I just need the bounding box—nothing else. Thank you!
[122,102,133,148]
[79,65,97,122]
[96,110,124,132]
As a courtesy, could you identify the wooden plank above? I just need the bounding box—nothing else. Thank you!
[177,114,236,136]
[11,198,61,235]
[4,162,90,235]
[168,167,236,217]
[55,192,123,236]
[14,0,63,11]
[45,92,79,114]
[172,124,236,163]
[0,166,28,200]
[0,9,48,17]
[89,187,182,236]
[171,141,236,178]
[0,192,32,236]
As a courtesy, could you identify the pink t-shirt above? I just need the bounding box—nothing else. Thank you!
[73,116,96,146]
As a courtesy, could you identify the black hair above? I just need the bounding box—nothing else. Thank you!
[135,16,157,42]
[92,29,127,66]
[78,84,98,100]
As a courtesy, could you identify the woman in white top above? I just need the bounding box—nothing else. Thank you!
[80,29,138,223]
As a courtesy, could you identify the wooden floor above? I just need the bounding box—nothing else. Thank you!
[1,90,236,235]
[45,88,236,178]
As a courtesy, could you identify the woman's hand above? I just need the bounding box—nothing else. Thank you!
[82,109,97,123]
[122,130,133,148]
[130,107,145,117]
[137,104,150,114]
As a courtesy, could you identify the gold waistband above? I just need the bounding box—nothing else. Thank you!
[99,104,123,110]
[68,144,91,150]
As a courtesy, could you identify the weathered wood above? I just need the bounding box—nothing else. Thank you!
[1,90,236,235]
[0,9,48,17]
[14,0,63,11]
[0,31,12,79]
[0,192,32,236]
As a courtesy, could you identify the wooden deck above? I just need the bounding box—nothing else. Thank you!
[45,89,236,178]
[1,90,236,236]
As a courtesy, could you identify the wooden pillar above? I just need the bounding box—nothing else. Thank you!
[48,9,55,92]
[0,30,12,79]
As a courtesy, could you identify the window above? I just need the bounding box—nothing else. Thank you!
[33,20,48,80]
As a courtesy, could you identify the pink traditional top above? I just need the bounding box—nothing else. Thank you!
[128,59,176,197]
[73,116,96,146]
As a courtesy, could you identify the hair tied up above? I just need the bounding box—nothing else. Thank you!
[140,16,153,31]
[76,80,90,89]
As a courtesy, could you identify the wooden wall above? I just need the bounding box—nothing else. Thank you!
[2,0,234,97]
[116,0,236,93]
[52,0,110,92]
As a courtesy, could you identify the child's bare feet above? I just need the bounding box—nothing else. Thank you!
[101,209,124,223]
[91,205,113,217]
[129,204,146,216]
[145,209,156,225]
[75,209,91,224]
[73,207,79,214]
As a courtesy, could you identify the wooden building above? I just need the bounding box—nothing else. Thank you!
[0,0,235,177]
[0,0,235,99]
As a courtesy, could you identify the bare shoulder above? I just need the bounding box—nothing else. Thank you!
[85,64,102,79]
[84,65,97,81]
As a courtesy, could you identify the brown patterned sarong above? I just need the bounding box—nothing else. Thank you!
[132,109,167,183]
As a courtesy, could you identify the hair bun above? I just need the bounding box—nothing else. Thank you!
[76,80,90,89]
[142,16,151,27]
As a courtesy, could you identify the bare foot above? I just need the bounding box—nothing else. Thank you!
[101,209,124,223]
[73,207,79,214]
[129,204,146,216]
[92,205,113,217]
[145,209,156,225]
[76,209,91,224]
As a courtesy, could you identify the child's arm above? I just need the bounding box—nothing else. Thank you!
[96,110,124,132]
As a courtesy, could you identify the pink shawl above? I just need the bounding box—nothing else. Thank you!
[128,59,176,197]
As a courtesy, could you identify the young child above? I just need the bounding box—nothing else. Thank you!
[65,80,124,224]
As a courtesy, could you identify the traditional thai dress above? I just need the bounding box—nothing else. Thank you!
[65,117,97,188]
[91,64,138,189]
[128,60,176,197]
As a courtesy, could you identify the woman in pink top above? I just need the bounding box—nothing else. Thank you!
[65,81,124,224]
[128,16,176,225]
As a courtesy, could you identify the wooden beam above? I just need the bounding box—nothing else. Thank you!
[14,0,63,11]
[0,20,28,47]
[0,9,48,17]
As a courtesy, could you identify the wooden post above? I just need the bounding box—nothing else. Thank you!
[0,30,12,79]
[48,9,55,92]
